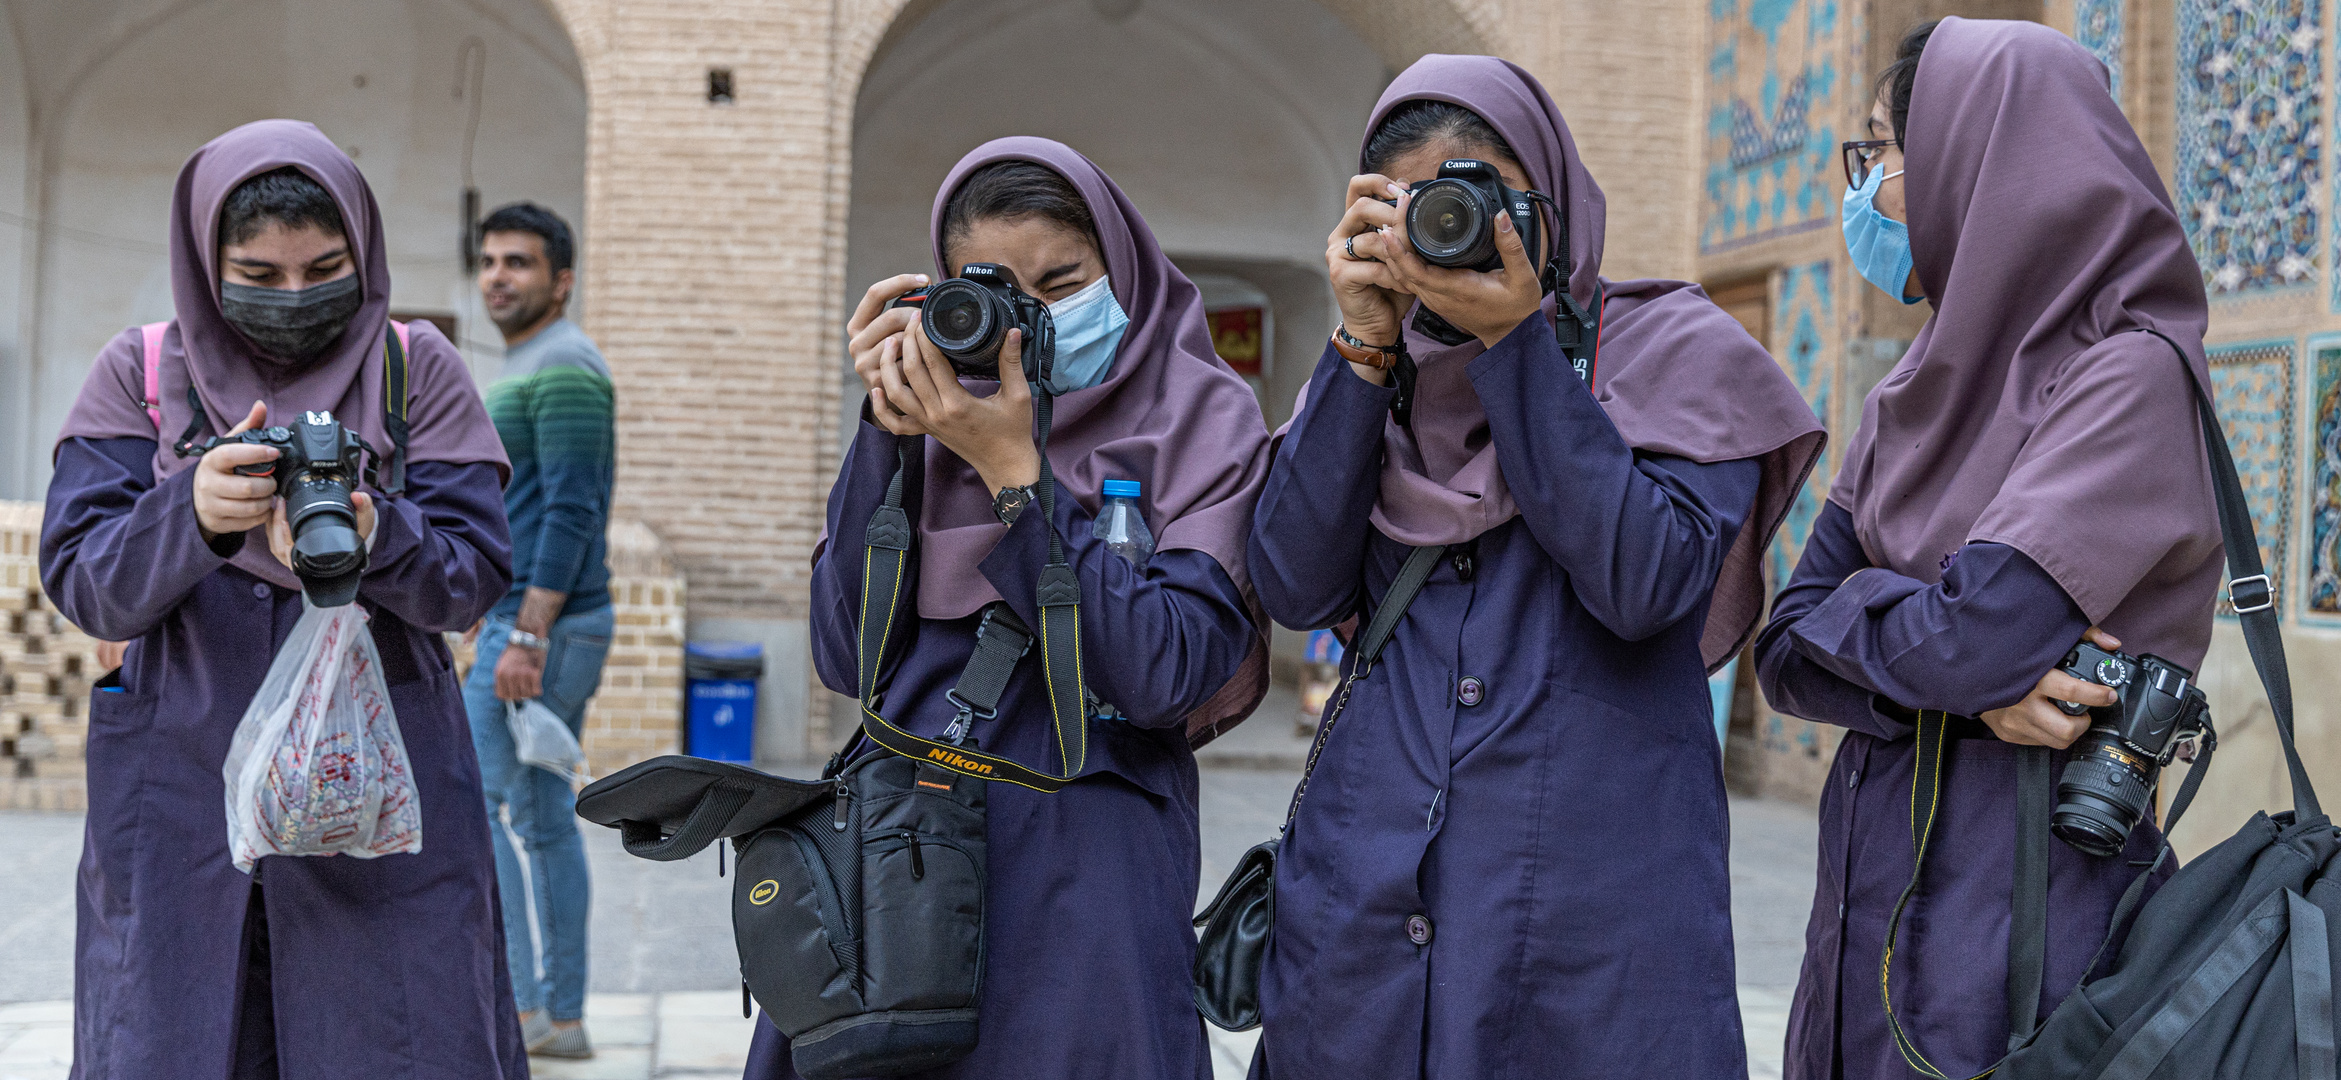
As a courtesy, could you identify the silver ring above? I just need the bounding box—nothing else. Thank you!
[1344,234,1378,263]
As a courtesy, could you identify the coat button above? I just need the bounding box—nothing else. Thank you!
[1406,914,1433,945]
[1846,769,1861,790]
[1457,676,1484,707]
[1451,550,1474,581]
[252,582,271,599]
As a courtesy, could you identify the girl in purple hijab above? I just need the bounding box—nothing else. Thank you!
[42,120,521,1079]
[1755,19,2223,1079]
[747,138,1270,1079]
[1247,55,1823,1079]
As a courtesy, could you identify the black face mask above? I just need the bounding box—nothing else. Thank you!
[220,274,363,366]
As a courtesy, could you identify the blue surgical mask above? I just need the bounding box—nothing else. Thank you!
[1841,168,1922,305]
[1040,274,1127,394]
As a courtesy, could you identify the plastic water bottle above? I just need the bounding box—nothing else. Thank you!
[1093,479,1154,564]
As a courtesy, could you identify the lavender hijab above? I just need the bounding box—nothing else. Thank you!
[914,138,1273,730]
[1322,55,1826,669]
[1830,19,2222,666]
[56,120,508,590]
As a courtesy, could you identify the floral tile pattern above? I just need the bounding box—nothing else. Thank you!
[2174,0,2321,297]
[1768,261,1835,590]
[2304,339,2341,619]
[2207,340,2295,616]
[1703,0,1842,253]
[2073,0,2124,102]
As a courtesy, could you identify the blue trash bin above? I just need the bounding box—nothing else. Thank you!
[684,642,764,763]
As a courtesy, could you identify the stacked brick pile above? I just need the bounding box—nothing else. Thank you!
[0,502,102,810]
[0,501,688,808]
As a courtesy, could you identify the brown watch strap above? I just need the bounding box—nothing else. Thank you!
[1332,324,1401,370]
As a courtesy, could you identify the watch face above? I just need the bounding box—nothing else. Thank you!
[995,486,1032,523]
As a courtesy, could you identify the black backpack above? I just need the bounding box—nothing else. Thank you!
[578,396,1094,1077]
[1882,329,2338,1080]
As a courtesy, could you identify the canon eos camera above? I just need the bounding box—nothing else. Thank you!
[888,263,1056,381]
[1402,159,1548,273]
[2049,642,2210,858]
[188,410,372,607]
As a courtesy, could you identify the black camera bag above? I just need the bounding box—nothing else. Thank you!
[578,382,1092,1079]
[1191,542,1446,1030]
[1878,329,2337,1080]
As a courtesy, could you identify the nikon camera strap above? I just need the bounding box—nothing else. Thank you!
[852,380,1087,793]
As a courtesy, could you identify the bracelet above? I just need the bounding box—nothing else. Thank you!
[506,628,549,652]
[1332,323,1404,370]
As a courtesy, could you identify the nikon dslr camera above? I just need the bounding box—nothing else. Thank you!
[189,410,372,607]
[2049,642,2209,858]
[888,263,1055,382]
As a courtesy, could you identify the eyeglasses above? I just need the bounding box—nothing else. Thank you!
[1842,139,1900,189]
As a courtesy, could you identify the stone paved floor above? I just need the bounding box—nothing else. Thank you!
[0,742,1818,1080]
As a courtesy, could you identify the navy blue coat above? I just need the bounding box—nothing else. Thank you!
[745,417,1255,1079]
[1247,332,1762,1080]
[43,436,522,1080]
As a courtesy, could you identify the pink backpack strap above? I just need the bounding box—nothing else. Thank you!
[139,322,168,431]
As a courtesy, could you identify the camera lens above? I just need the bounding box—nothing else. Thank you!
[1407,181,1493,268]
[285,473,367,604]
[921,278,1005,372]
[2052,728,2157,858]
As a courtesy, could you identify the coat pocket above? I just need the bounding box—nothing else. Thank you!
[735,827,862,1035]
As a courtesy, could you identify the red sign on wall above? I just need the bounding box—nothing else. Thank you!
[1207,307,1264,378]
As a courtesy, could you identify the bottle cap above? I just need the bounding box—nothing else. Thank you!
[1102,479,1141,498]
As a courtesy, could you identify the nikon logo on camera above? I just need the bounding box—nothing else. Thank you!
[926,747,995,776]
[748,879,780,906]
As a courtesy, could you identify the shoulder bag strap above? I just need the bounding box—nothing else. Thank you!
[1281,543,1448,830]
[852,377,1088,793]
[380,322,411,497]
[140,323,168,432]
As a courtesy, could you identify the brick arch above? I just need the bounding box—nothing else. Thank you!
[838,0,1502,98]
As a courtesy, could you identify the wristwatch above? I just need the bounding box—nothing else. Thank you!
[506,628,549,652]
[992,484,1037,525]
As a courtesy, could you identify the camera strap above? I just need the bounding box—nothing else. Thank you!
[146,320,413,497]
[1879,326,2304,1080]
[850,382,1088,793]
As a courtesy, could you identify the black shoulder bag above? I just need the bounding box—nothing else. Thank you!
[1882,329,2338,1080]
[578,379,1092,1079]
[1191,542,1447,1031]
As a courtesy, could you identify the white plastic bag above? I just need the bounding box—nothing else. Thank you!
[222,598,422,873]
[506,699,589,785]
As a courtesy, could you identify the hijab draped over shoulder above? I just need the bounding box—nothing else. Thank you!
[1829,18,2222,666]
[912,137,1275,734]
[56,119,507,591]
[1305,54,1827,670]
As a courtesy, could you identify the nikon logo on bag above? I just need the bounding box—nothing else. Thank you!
[748,879,780,906]
[926,747,994,776]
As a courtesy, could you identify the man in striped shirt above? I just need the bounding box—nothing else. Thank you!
[463,202,615,1061]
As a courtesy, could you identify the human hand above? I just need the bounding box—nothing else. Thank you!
[95,640,128,673]
[1980,627,2123,749]
[494,637,545,701]
[193,401,278,541]
[880,325,1042,495]
[1374,186,1547,350]
[849,273,933,435]
[266,491,375,571]
[1326,175,1413,384]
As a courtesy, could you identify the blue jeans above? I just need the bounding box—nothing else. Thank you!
[464,605,613,1020]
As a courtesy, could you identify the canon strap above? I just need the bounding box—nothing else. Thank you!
[852,378,1088,793]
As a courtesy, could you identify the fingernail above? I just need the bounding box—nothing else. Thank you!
[1387,183,1404,197]
[914,275,929,284]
